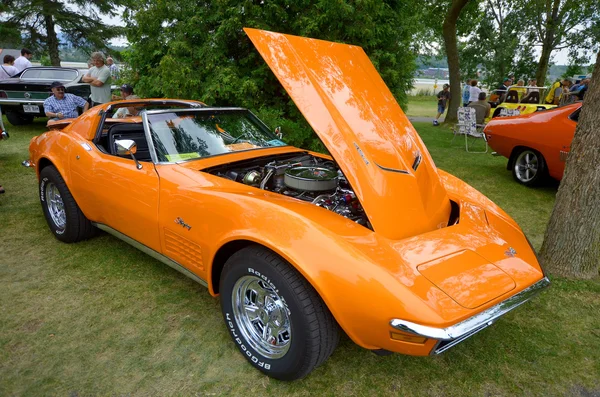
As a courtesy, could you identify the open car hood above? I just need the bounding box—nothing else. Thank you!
[246,28,451,239]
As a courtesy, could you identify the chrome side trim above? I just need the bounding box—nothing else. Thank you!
[390,276,550,342]
[93,223,208,287]
[375,162,410,174]
[0,98,45,106]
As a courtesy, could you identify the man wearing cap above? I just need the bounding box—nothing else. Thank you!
[43,81,89,120]
[495,78,512,102]
[82,52,112,106]
[113,84,140,118]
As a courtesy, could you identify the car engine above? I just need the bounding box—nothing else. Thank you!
[204,153,370,228]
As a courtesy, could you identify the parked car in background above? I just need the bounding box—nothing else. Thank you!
[489,85,556,119]
[24,29,549,380]
[484,102,581,186]
[0,67,91,126]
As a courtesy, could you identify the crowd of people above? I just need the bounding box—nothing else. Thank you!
[1,50,133,194]
[434,73,591,126]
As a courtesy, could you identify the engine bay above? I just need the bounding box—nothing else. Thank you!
[203,152,371,228]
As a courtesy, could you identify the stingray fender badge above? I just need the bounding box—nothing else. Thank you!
[505,247,517,257]
[175,217,192,231]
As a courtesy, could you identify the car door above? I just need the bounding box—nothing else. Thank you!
[68,138,161,252]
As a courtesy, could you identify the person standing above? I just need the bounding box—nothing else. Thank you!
[13,48,33,72]
[462,79,471,107]
[433,84,451,126]
[43,81,89,120]
[468,80,481,104]
[0,55,19,79]
[106,57,119,80]
[82,52,112,106]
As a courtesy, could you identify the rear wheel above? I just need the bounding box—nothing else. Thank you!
[511,148,547,186]
[40,165,95,242]
[220,245,339,380]
[6,111,34,126]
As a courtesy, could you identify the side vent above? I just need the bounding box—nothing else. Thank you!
[164,229,204,270]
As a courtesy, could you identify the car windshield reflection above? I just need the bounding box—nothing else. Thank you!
[147,109,287,162]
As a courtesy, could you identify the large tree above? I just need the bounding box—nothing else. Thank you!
[538,51,600,279]
[518,0,600,86]
[0,0,128,65]
[123,0,422,150]
[460,0,537,87]
[441,0,471,123]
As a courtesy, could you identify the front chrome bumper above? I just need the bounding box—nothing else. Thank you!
[0,98,45,106]
[390,276,550,353]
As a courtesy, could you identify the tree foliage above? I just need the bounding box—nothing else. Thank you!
[0,0,127,65]
[517,0,600,86]
[460,0,537,87]
[122,0,422,150]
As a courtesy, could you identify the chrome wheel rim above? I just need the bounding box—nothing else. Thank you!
[514,150,539,183]
[45,182,66,230]
[232,275,292,359]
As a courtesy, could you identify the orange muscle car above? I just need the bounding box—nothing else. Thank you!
[484,102,581,186]
[25,29,549,380]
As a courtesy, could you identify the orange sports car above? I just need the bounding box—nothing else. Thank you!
[25,28,549,380]
[484,102,581,186]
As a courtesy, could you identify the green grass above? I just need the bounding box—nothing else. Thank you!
[1,118,599,396]
[405,95,438,118]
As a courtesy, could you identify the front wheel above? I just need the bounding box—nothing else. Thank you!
[220,245,339,380]
[40,165,95,242]
[511,148,547,186]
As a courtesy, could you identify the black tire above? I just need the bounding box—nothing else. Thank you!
[6,111,34,126]
[39,165,95,242]
[510,148,547,186]
[220,245,339,380]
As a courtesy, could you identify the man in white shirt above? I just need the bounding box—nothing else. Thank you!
[14,48,33,72]
[82,52,112,106]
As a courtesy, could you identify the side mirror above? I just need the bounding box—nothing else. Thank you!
[115,139,142,169]
[275,126,282,139]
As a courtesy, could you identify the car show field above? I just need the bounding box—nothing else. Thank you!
[1,113,599,394]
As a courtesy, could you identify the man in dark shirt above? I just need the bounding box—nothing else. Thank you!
[434,84,451,126]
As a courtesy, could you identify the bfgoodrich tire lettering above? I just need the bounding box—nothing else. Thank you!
[39,165,95,243]
[220,245,339,380]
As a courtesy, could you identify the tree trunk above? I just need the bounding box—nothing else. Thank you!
[42,7,61,66]
[535,36,553,87]
[538,51,600,279]
[442,0,470,124]
[535,0,559,87]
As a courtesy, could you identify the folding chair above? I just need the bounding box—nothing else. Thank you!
[452,107,487,153]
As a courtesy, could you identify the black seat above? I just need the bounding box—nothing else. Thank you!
[107,123,151,162]
[504,90,520,103]
[521,91,540,104]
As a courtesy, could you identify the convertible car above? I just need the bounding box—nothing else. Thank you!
[25,28,549,380]
[0,67,91,125]
[484,102,580,186]
[490,85,556,119]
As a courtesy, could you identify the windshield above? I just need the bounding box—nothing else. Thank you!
[21,68,79,81]
[147,109,287,162]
